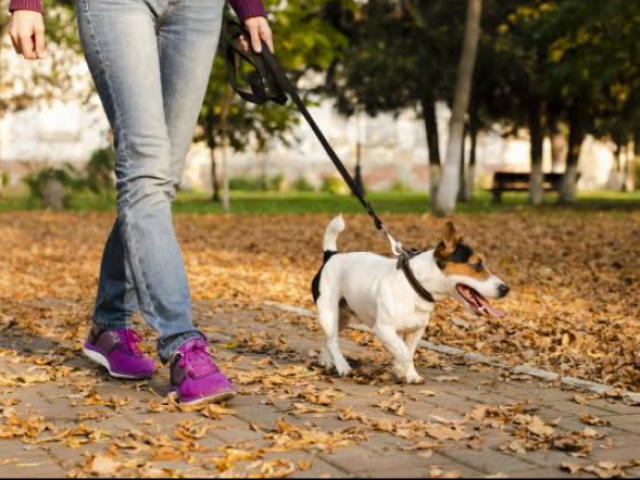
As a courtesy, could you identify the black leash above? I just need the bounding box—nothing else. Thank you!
[224,19,436,303]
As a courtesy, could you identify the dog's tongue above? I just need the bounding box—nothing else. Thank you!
[478,296,505,319]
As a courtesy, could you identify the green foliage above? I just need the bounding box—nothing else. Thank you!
[23,165,83,207]
[321,176,349,195]
[229,177,261,191]
[390,179,411,193]
[85,147,115,195]
[328,0,461,117]
[197,1,356,159]
[1,171,9,188]
[292,176,316,192]
[229,174,286,191]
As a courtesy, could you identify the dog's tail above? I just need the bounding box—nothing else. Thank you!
[323,215,345,252]
[313,215,345,304]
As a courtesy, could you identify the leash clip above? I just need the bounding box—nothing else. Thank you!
[380,224,405,257]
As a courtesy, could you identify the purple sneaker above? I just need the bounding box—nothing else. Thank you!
[83,327,156,380]
[169,338,236,405]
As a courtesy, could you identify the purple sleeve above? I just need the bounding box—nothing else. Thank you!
[228,0,266,21]
[9,0,42,12]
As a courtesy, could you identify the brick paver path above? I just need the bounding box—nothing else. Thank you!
[1,300,640,478]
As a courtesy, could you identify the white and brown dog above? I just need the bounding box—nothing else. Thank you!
[312,216,509,384]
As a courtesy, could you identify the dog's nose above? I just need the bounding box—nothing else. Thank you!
[498,284,510,298]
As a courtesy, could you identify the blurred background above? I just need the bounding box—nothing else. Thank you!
[1,0,640,214]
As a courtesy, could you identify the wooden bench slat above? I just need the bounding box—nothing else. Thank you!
[489,171,580,203]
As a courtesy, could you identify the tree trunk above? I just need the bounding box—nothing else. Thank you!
[435,0,483,216]
[210,147,221,202]
[621,145,630,192]
[465,120,478,202]
[528,98,545,206]
[219,85,234,213]
[421,97,441,209]
[633,130,640,191]
[559,104,585,204]
[221,143,230,212]
[458,124,468,203]
[354,140,365,195]
[548,111,566,173]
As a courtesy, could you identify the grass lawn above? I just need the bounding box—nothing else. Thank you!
[2,186,640,215]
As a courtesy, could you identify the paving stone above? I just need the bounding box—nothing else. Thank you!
[555,417,622,438]
[209,424,265,445]
[607,414,640,427]
[591,444,640,462]
[359,433,413,454]
[357,453,483,479]
[406,407,466,425]
[323,451,433,473]
[548,402,615,418]
[508,450,590,470]
[422,392,478,410]
[597,433,640,448]
[0,460,67,479]
[0,441,45,459]
[44,443,87,465]
[503,467,584,479]
[605,421,640,437]
[462,391,522,405]
[442,449,536,475]
[321,444,431,473]
[588,401,640,416]
[293,459,349,479]
[232,404,283,430]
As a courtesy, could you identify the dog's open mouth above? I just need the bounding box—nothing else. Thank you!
[456,284,505,318]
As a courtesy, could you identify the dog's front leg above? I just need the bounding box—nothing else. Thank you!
[402,326,427,384]
[373,324,414,383]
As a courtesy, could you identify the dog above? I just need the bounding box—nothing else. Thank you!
[312,216,510,384]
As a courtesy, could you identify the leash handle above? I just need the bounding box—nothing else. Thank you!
[225,18,406,256]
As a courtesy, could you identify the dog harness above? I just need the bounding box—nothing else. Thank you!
[397,250,436,303]
[225,18,436,304]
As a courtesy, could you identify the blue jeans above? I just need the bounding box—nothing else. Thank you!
[77,0,224,362]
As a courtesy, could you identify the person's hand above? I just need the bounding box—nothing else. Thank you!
[240,16,273,54]
[9,11,46,60]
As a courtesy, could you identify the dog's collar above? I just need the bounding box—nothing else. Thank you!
[397,249,436,304]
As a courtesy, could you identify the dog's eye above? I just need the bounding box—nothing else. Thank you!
[472,262,484,273]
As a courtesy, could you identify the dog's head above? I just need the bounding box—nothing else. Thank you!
[434,222,509,318]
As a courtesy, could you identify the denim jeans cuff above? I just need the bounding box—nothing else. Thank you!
[160,331,206,364]
[93,315,134,330]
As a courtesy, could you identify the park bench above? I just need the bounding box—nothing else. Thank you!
[489,171,579,203]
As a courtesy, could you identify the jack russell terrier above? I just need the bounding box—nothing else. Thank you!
[312,216,509,384]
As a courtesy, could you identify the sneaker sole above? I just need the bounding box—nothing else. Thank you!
[168,390,237,406]
[83,347,152,381]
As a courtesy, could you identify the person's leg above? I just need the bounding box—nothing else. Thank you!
[158,0,225,189]
[77,0,202,364]
[155,0,225,360]
[151,0,235,405]
[93,220,137,329]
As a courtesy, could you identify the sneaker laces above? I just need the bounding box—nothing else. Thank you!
[179,341,219,379]
[117,329,143,357]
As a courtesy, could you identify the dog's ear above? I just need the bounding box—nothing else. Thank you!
[435,222,462,262]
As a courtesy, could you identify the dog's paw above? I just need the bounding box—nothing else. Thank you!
[317,352,334,370]
[335,364,353,377]
[405,374,426,385]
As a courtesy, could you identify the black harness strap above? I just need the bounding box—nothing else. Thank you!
[224,19,436,303]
